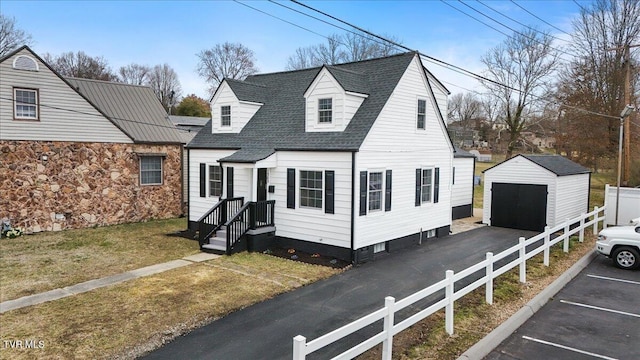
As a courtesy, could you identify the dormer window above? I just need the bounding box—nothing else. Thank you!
[318,98,332,124]
[221,105,231,127]
[417,99,426,130]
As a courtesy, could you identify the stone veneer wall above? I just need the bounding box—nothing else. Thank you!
[0,140,183,233]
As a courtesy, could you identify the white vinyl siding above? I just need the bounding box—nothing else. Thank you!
[140,156,162,185]
[188,149,238,222]
[271,151,352,248]
[555,173,590,224]
[304,69,365,132]
[210,81,261,134]
[451,157,474,208]
[356,55,453,249]
[0,48,132,143]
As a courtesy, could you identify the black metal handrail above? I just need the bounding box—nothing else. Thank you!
[197,197,244,247]
[224,200,276,254]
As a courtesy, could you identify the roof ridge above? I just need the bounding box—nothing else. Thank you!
[226,78,268,88]
[66,76,150,88]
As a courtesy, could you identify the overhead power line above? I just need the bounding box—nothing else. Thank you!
[477,0,571,44]
[284,0,617,120]
[0,96,195,134]
[511,0,573,36]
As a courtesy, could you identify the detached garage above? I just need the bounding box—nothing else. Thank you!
[482,154,591,232]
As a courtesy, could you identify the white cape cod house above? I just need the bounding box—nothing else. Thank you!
[187,52,454,263]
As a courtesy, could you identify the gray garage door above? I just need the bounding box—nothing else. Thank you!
[491,182,547,232]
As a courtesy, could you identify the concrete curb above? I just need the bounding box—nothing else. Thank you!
[456,250,597,360]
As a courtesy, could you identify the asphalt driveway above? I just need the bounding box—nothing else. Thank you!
[144,226,535,360]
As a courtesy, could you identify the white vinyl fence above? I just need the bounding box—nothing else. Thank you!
[293,206,607,360]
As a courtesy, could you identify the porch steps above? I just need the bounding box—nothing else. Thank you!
[202,226,227,251]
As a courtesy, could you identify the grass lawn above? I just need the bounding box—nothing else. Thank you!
[0,218,200,302]
[0,221,342,359]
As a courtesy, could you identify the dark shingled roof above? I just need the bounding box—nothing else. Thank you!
[484,154,591,176]
[453,146,475,159]
[188,52,418,153]
[225,79,268,104]
[521,154,591,176]
[67,78,183,144]
[219,148,276,163]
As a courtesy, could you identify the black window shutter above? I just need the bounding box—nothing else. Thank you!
[359,171,367,216]
[385,170,392,212]
[415,169,421,206]
[325,170,335,214]
[452,167,455,185]
[199,163,206,197]
[227,167,234,198]
[434,167,440,203]
[287,168,295,209]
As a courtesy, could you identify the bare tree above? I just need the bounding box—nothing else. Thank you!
[0,15,32,57]
[556,0,640,168]
[148,64,182,112]
[44,51,117,81]
[118,63,151,85]
[285,32,402,70]
[447,92,482,128]
[197,42,258,96]
[481,28,561,158]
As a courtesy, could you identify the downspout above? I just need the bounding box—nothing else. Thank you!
[186,148,191,229]
[350,151,356,263]
[472,157,476,217]
[180,145,185,216]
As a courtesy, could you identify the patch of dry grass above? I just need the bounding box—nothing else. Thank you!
[358,234,597,360]
[0,253,341,360]
[0,218,198,302]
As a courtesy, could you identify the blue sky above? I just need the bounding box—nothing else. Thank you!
[2,0,586,99]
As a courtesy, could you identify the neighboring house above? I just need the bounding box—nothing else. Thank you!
[187,52,455,263]
[452,146,475,219]
[170,115,209,207]
[482,154,591,232]
[0,46,183,233]
[469,149,492,162]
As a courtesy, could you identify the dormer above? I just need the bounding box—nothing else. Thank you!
[210,79,264,134]
[303,66,368,132]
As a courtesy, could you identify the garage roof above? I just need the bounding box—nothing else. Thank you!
[484,154,591,176]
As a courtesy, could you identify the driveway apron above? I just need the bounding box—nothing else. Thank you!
[143,226,534,360]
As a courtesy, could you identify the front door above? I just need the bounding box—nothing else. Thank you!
[256,169,268,224]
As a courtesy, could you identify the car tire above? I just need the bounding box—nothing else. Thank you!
[612,246,640,270]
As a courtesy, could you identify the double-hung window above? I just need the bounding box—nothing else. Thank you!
[368,172,383,211]
[421,168,433,203]
[140,156,163,185]
[300,170,323,209]
[318,98,332,124]
[209,165,222,197]
[417,99,426,130]
[14,88,38,120]
[221,105,231,127]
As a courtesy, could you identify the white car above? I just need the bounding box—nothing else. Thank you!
[596,217,640,270]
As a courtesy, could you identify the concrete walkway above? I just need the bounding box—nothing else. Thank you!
[0,252,219,313]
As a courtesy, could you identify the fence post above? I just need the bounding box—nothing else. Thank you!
[445,270,454,335]
[543,226,550,266]
[293,335,306,360]
[382,296,395,360]
[564,218,570,253]
[579,213,585,242]
[485,252,493,305]
[519,237,526,283]
[593,206,599,234]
